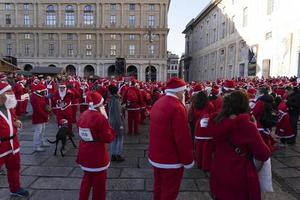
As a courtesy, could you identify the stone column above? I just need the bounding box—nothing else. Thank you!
[38,33,42,57]
[121,33,124,57]
[58,33,62,57]
[96,33,100,58]
[101,3,104,27]
[77,33,81,58]
[14,3,18,26]
[15,33,19,57]
[140,3,143,27]
[120,3,123,26]
[58,3,62,27]
[160,4,164,28]
[34,33,38,57]
[140,34,143,57]
[36,3,39,26]
[164,4,168,28]
[96,3,100,27]
[102,33,105,57]
[33,3,37,26]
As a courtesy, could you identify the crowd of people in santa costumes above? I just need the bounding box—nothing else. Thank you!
[0,71,299,199]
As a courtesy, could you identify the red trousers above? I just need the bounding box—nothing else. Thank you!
[0,153,21,193]
[153,167,184,200]
[195,140,213,172]
[140,108,146,124]
[79,170,106,200]
[16,101,23,116]
[22,99,28,114]
[128,110,140,135]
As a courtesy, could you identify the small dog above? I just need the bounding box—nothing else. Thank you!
[47,119,77,157]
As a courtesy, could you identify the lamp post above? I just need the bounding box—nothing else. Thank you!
[145,28,154,82]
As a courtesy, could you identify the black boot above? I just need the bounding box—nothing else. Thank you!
[116,155,125,162]
[111,155,117,161]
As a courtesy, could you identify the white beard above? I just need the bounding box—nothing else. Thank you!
[99,106,108,119]
[5,94,17,109]
[181,93,186,105]
[59,90,66,100]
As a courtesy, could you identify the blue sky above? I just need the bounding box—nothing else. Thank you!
[168,0,210,56]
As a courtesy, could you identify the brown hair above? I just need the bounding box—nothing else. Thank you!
[214,90,250,124]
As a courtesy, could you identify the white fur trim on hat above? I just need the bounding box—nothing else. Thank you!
[92,97,104,108]
[0,84,11,95]
[223,86,235,91]
[165,85,186,93]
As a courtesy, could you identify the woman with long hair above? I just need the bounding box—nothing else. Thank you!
[207,91,271,200]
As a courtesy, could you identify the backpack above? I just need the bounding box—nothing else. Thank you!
[127,88,138,102]
[259,96,277,128]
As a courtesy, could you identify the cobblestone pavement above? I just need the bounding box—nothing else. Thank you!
[0,112,299,200]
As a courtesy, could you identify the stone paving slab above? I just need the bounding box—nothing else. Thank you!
[0,175,37,188]
[21,166,74,177]
[30,190,79,200]
[41,156,77,167]
[106,179,144,191]
[120,168,153,178]
[273,168,300,178]
[106,191,152,200]
[277,157,300,168]
[145,179,199,192]
[110,157,138,168]
[30,177,82,190]
[177,192,212,200]
[285,178,300,193]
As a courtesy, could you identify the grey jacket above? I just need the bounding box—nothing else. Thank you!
[108,94,123,135]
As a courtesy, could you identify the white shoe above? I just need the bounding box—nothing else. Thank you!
[41,141,50,147]
[33,147,45,152]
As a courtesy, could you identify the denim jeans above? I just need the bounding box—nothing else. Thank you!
[110,134,123,155]
[33,123,46,148]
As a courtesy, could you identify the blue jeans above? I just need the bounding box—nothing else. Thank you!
[110,134,123,155]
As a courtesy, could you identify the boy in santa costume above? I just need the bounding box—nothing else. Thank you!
[30,83,52,152]
[148,77,194,200]
[77,91,115,200]
[0,82,29,198]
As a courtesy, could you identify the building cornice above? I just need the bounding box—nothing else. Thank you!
[182,0,221,33]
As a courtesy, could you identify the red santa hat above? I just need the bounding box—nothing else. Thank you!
[35,83,47,93]
[247,88,257,98]
[0,82,12,95]
[89,92,104,108]
[211,85,220,96]
[59,119,68,126]
[165,77,186,93]
[16,75,25,82]
[59,82,67,88]
[223,80,236,91]
[192,84,203,95]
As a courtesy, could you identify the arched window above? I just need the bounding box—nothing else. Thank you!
[65,5,75,26]
[83,5,94,25]
[46,5,56,26]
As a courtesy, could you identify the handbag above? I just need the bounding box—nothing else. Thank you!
[228,140,273,192]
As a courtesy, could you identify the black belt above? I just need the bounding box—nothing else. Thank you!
[81,139,101,143]
[0,135,15,142]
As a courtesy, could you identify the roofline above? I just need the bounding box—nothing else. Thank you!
[182,0,221,33]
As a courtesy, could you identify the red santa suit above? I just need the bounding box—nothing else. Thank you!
[148,78,194,200]
[0,83,22,193]
[52,84,74,135]
[252,94,276,152]
[67,80,81,123]
[139,85,147,124]
[13,79,28,116]
[30,84,51,149]
[79,83,91,113]
[275,102,295,140]
[193,102,215,171]
[77,92,115,200]
[207,114,271,200]
[123,80,142,135]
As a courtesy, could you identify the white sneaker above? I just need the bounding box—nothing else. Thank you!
[33,147,45,152]
[41,141,50,147]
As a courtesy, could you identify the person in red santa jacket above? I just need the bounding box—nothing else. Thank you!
[0,82,29,198]
[148,77,194,200]
[275,101,295,146]
[79,81,91,113]
[13,76,29,116]
[77,91,115,200]
[30,83,52,152]
[123,79,142,135]
[52,83,74,136]
[207,91,271,200]
[192,91,215,171]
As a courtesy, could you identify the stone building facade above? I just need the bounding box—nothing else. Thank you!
[183,0,300,81]
[166,51,179,79]
[0,0,170,81]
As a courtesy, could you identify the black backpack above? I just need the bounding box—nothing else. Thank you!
[259,95,277,128]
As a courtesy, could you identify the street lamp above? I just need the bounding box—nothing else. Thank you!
[145,28,154,82]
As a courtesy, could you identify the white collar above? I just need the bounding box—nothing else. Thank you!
[166,93,179,99]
